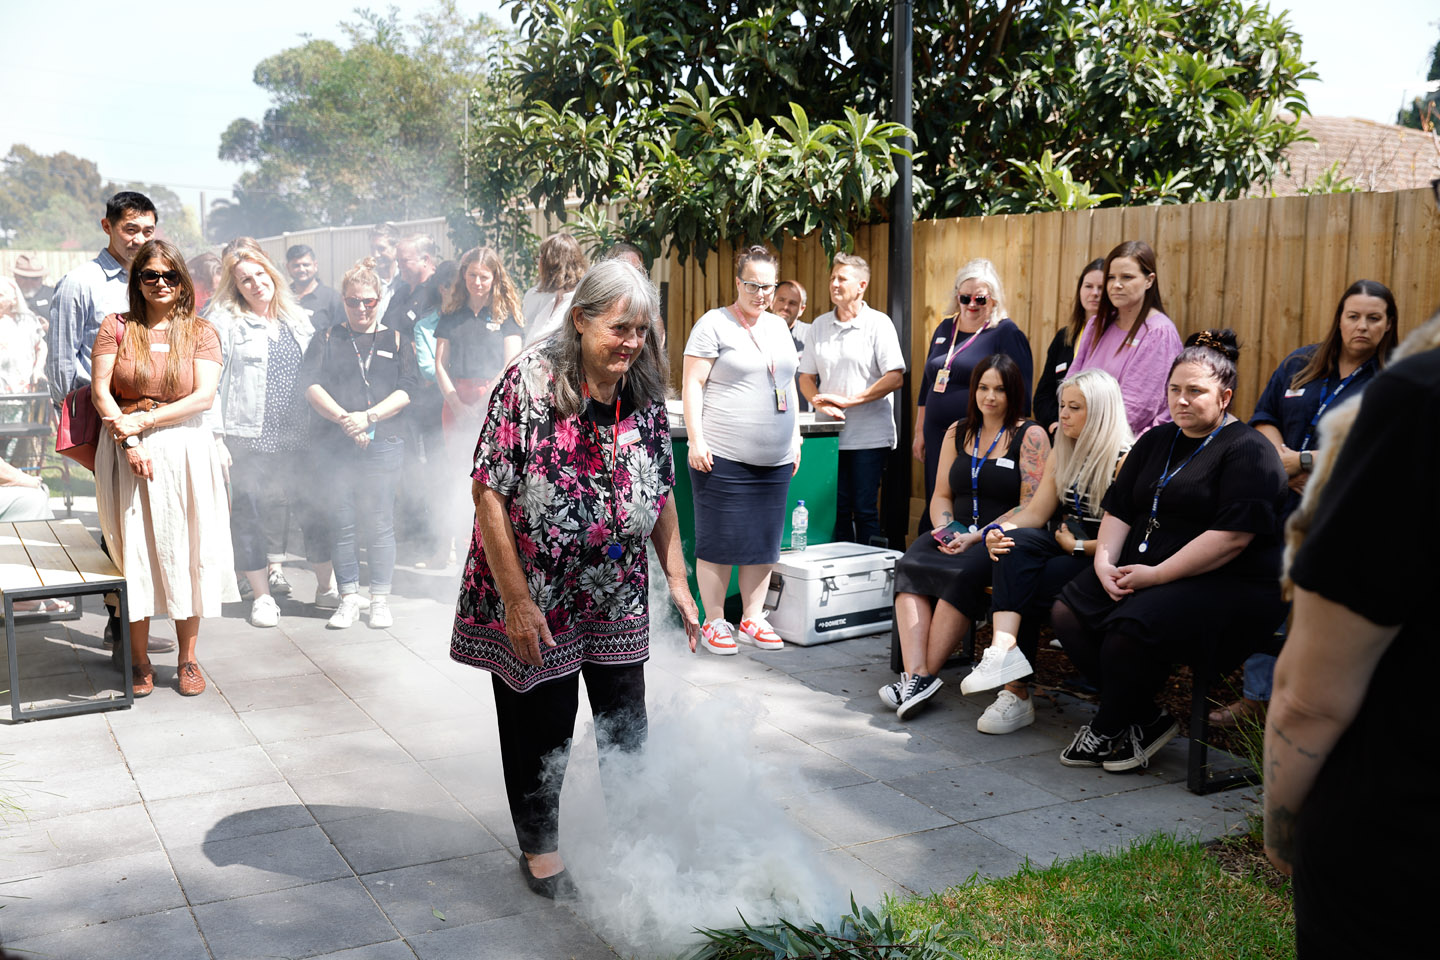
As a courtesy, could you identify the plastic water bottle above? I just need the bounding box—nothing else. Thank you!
[791,500,809,552]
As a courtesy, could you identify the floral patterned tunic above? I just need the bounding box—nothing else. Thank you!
[450,351,675,692]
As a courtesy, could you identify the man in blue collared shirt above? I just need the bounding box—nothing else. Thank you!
[46,191,158,408]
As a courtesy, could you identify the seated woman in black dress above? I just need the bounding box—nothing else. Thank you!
[1051,329,1288,772]
[970,368,1133,735]
[881,354,1050,720]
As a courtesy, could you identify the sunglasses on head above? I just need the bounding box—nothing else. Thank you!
[140,269,182,287]
[344,297,379,309]
[958,294,988,306]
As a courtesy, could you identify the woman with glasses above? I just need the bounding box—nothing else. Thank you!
[299,258,418,630]
[913,258,1032,534]
[1068,240,1183,437]
[682,245,800,655]
[209,248,333,628]
[91,239,237,697]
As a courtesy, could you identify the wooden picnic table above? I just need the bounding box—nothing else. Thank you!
[0,519,131,721]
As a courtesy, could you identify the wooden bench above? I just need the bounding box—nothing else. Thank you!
[0,519,131,721]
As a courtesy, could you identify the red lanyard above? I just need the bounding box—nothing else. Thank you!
[582,382,625,561]
[942,316,983,371]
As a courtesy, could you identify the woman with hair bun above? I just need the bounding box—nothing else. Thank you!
[682,244,800,655]
[1070,241,1183,436]
[1050,329,1287,772]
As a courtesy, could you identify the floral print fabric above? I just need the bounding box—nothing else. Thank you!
[450,351,675,692]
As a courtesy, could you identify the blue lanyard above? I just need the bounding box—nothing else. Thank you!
[1071,484,1086,520]
[1138,420,1227,554]
[969,426,1006,531]
[1300,362,1369,451]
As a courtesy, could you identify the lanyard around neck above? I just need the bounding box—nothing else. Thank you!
[968,425,1006,531]
[726,307,777,388]
[1301,361,1369,451]
[1138,419,1227,554]
[582,381,626,562]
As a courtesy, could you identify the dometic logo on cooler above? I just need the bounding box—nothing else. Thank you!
[817,617,849,629]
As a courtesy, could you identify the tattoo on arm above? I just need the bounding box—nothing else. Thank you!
[1017,426,1049,506]
[1272,723,1324,760]
[1266,804,1300,866]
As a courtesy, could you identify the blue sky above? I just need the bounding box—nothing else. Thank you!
[1,0,1435,222]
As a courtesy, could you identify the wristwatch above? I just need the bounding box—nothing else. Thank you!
[1073,540,1085,557]
[366,409,380,424]
[121,434,141,449]
[1298,451,1313,473]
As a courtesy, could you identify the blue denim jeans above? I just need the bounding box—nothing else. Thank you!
[332,436,404,595]
[836,447,890,546]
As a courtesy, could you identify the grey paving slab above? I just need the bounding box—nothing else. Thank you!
[814,846,905,903]
[782,781,956,847]
[0,849,186,943]
[352,689,490,728]
[847,823,1028,893]
[409,907,618,960]
[323,800,503,875]
[239,696,381,743]
[147,780,315,847]
[1073,784,1258,842]
[129,742,283,802]
[770,742,876,797]
[817,729,978,781]
[0,801,159,881]
[291,764,456,821]
[361,849,548,937]
[107,709,258,761]
[0,907,209,960]
[966,800,1146,866]
[885,761,1068,823]
[202,645,323,684]
[314,941,422,960]
[384,715,500,762]
[264,728,414,779]
[194,877,399,960]
[5,716,122,774]
[918,714,1077,764]
[7,759,142,821]
[220,672,351,711]
[989,750,1170,801]
[420,751,507,805]
[169,822,353,903]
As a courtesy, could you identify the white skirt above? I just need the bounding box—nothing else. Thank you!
[95,415,240,621]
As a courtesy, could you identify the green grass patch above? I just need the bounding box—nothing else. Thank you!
[885,834,1292,959]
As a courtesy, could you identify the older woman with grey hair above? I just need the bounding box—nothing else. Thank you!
[449,259,700,900]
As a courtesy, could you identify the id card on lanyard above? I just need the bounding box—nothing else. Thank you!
[728,308,787,412]
[932,319,983,394]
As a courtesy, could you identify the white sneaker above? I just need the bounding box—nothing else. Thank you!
[248,594,280,628]
[315,587,341,610]
[960,644,1034,695]
[327,594,363,629]
[368,598,393,629]
[700,618,738,655]
[976,689,1036,735]
[879,672,911,708]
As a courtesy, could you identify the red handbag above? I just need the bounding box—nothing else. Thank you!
[55,316,125,471]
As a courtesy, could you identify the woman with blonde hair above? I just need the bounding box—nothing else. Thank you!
[435,246,525,438]
[91,239,236,696]
[972,369,1132,733]
[209,248,333,626]
[522,233,589,345]
[913,257,1032,533]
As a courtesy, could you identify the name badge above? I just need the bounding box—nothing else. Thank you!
[932,368,951,393]
[377,350,394,359]
[151,343,170,353]
[35,298,49,308]
[305,309,316,318]
[486,321,501,331]
[407,310,417,321]
[995,457,1016,470]
[617,426,641,446]
[775,387,788,412]
[1284,388,1306,398]
[1054,362,1068,373]
[934,336,947,345]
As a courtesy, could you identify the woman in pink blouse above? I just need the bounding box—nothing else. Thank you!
[1069,240,1182,436]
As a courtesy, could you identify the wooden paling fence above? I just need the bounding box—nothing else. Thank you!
[663,188,1440,500]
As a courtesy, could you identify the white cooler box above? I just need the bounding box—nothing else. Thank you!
[764,542,903,646]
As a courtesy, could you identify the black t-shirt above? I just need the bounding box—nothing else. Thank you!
[1100,419,1286,576]
[1287,345,1440,954]
[1033,326,1076,428]
[24,283,56,318]
[947,419,1042,529]
[383,274,443,337]
[299,323,421,450]
[434,305,522,381]
[297,281,346,331]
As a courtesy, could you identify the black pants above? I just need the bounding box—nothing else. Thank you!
[836,447,888,545]
[491,663,647,854]
[990,527,1088,669]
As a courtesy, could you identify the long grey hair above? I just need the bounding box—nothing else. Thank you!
[545,259,670,419]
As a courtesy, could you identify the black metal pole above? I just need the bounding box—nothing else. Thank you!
[882,0,914,548]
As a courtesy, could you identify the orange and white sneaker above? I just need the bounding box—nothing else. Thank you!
[737,616,784,651]
[701,618,738,656]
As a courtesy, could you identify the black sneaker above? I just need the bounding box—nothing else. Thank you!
[895,674,943,720]
[1103,713,1180,772]
[1059,724,1117,767]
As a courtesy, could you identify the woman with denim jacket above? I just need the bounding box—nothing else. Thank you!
[210,248,331,628]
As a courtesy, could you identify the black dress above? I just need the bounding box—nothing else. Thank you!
[1057,419,1287,649]
[894,419,1041,618]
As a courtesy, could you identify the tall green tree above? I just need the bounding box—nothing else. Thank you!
[1396,30,1439,131]
[215,1,502,240]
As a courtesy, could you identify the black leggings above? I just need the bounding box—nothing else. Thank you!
[491,663,647,854]
[990,527,1089,672]
[1051,600,1170,736]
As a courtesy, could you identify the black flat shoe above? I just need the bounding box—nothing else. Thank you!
[519,856,577,900]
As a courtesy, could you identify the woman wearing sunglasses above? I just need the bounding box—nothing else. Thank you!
[91,239,237,697]
[913,258,1032,534]
[299,258,418,630]
[1068,240,1183,437]
[209,248,334,628]
[682,244,800,655]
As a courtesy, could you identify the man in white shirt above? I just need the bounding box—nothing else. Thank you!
[798,254,905,545]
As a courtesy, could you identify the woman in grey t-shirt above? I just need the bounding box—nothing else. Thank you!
[681,245,800,656]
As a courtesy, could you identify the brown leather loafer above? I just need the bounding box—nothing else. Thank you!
[177,661,206,697]
[132,664,154,697]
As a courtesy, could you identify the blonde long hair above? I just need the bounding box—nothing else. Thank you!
[212,249,309,341]
[1052,368,1133,516]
